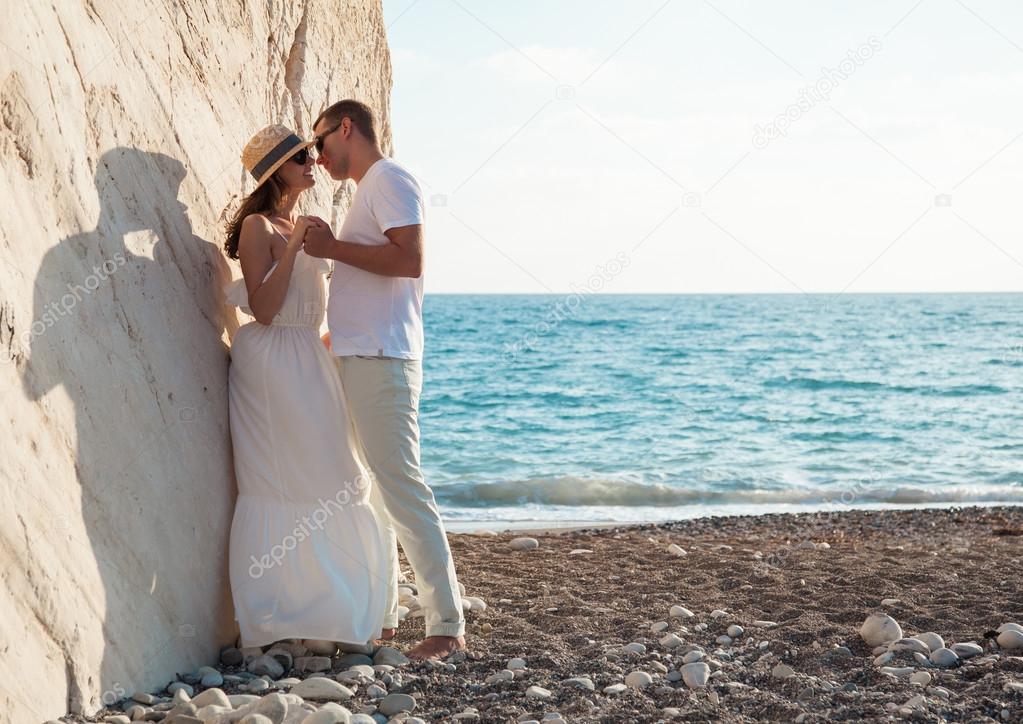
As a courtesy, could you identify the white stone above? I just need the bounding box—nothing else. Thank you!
[890,638,930,654]
[710,609,728,619]
[880,666,915,677]
[623,642,646,654]
[561,676,595,691]
[909,671,932,686]
[625,671,653,689]
[997,622,1023,634]
[916,632,944,652]
[507,657,527,670]
[509,537,539,551]
[859,613,903,646]
[667,544,687,556]
[378,693,416,716]
[752,620,777,628]
[951,642,983,658]
[680,662,709,689]
[603,683,627,694]
[289,678,355,701]
[191,687,231,709]
[682,650,704,664]
[669,605,695,618]
[651,621,669,633]
[880,598,899,606]
[771,664,794,680]
[726,624,744,638]
[525,685,552,699]
[659,633,684,649]
[929,648,959,667]
[486,670,514,684]
[568,548,592,555]
[997,629,1023,650]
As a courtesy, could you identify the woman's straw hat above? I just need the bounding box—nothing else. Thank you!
[241,124,313,188]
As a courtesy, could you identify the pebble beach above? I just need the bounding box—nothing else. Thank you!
[67,505,1023,723]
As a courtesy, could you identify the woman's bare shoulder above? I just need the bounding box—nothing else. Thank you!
[238,214,274,256]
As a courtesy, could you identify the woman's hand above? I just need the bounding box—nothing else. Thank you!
[288,216,313,252]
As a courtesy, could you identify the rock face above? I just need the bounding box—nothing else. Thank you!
[0,1,393,721]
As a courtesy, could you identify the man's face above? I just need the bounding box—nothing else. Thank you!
[314,118,350,181]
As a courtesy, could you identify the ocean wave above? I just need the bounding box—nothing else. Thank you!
[434,476,1023,508]
[762,376,1007,397]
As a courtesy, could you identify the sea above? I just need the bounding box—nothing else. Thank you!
[418,293,1023,530]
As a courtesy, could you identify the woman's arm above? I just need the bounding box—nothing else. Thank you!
[238,215,307,325]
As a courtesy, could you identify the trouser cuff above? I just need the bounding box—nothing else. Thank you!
[425,621,466,638]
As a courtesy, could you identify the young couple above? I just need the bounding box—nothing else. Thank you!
[222,100,465,660]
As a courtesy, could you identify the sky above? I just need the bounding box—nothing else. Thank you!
[382,0,1023,294]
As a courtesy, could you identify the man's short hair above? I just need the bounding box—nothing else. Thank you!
[314,100,378,145]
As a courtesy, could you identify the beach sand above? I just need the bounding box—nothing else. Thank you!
[391,505,1023,722]
[83,505,1023,723]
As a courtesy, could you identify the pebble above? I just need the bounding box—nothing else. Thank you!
[651,621,669,633]
[710,609,728,619]
[951,642,984,658]
[200,671,224,688]
[252,692,288,723]
[726,624,744,638]
[859,613,903,646]
[248,654,286,679]
[623,642,646,654]
[167,681,193,697]
[562,676,595,691]
[890,637,930,654]
[509,537,539,551]
[525,685,552,699]
[909,671,932,686]
[880,666,915,677]
[507,657,527,670]
[373,647,410,667]
[997,629,1023,649]
[929,648,959,667]
[917,632,944,651]
[667,544,687,556]
[998,622,1023,634]
[378,693,416,715]
[289,678,355,701]
[680,662,709,689]
[666,670,682,682]
[568,548,592,555]
[625,670,654,689]
[880,598,900,606]
[221,647,244,666]
[191,688,231,709]
[603,683,627,694]
[486,670,515,684]
[301,704,354,723]
[670,605,695,618]
[874,652,894,666]
[659,634,684,649]
[771,663,794,680]
[247,678,271,693]
[682,650,704,664]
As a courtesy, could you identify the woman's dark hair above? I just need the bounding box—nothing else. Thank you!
[223,174,287,259]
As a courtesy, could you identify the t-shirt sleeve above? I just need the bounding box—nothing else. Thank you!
[371,165,425,233]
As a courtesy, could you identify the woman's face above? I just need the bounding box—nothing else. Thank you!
[275,148,316,192]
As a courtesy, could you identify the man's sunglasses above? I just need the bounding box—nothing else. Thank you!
[289,148,312,165]
[314,122,343,153]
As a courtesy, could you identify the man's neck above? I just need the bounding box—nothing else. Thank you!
[350,148,385,184]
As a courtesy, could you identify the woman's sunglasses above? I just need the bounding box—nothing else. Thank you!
[289,148,312,165]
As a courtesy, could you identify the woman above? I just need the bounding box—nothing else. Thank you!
[222,124,387,648]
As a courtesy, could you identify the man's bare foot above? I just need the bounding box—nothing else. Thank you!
[407,635,467,660]
[373,627,397,645]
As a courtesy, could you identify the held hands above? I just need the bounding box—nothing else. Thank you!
[287,216,315,252]
[298,215,337,258]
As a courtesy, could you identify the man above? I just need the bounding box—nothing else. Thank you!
[301,99,466,660]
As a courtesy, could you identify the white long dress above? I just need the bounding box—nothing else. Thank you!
[224,231,387,648]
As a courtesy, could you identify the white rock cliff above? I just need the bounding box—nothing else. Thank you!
[0,1,393,720]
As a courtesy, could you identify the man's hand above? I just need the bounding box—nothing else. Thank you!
[301,216,337,259]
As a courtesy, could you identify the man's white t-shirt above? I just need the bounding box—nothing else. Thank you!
[327,158,425,360]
